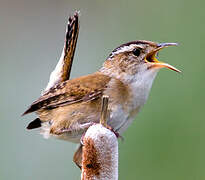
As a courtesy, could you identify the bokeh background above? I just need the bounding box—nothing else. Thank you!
[0,0,204,179]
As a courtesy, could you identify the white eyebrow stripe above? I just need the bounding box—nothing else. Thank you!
[108,44,143,59]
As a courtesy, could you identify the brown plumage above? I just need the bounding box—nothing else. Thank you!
[23,72,111,116]
[62,11,79,81]
[23,11,180,168]
[23,71,131,137]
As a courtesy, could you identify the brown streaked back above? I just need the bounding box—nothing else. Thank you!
[22,72,111,115]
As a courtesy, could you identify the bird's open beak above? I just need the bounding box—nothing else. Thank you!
[145,43,181,73]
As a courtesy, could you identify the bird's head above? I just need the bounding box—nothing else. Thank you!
[101,40,180,82]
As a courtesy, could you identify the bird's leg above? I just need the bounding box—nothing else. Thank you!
[52,122,95,135]
[105,124,124,141]
[79,122,97,145]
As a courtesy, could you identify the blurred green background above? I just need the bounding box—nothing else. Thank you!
[0,0,204,179]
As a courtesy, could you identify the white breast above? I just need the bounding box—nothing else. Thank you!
[108,104,129,133]
[108,67,159,134]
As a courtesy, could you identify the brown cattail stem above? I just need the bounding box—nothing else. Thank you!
[99,95,109,127]
[81,96,118,180]
[81,124,118,180]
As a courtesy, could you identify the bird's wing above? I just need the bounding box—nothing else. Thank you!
[23,73,111,115]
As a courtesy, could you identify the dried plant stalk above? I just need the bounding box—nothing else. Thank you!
[100,95,109,126]
[81,96,118,180]
[81,124,118,180]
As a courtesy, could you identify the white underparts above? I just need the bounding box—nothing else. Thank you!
[40,121,51,139]
[101,64,158,134]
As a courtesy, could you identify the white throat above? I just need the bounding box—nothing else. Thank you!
[128,67,158,108]
[100,64,159,109]
[100,64,159,134]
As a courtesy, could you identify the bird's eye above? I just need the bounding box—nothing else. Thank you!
[132,48,141,56]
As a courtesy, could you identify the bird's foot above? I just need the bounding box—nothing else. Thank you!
[104,125,124,141]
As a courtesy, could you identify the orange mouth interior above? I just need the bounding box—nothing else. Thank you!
[145,46,181,73]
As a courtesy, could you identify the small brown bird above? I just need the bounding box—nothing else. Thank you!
[23,12,180,167]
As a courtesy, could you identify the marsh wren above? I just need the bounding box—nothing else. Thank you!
[23,12,180,167]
